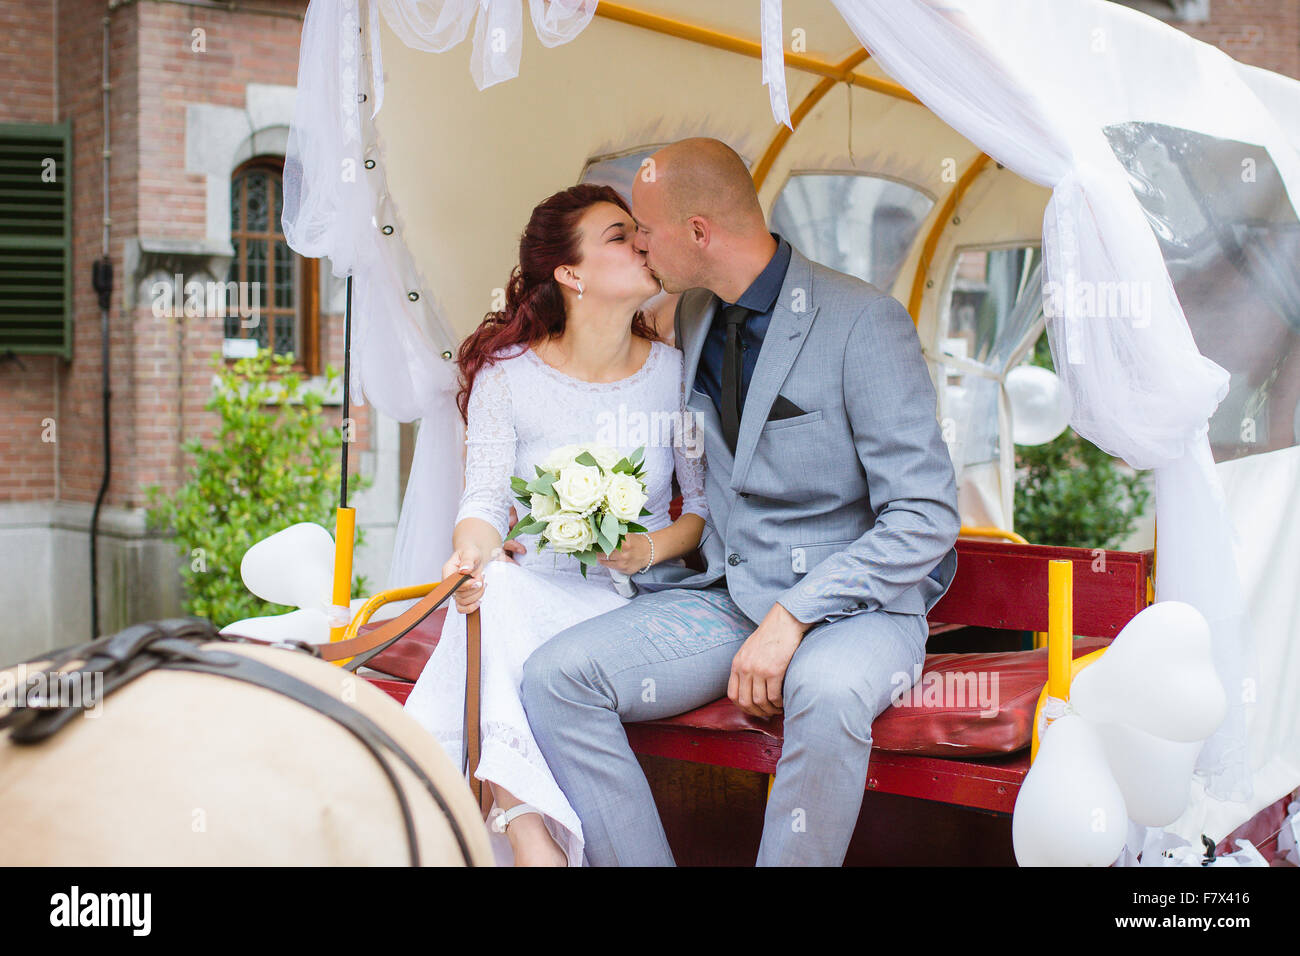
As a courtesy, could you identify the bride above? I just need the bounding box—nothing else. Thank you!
[403,183,708,867]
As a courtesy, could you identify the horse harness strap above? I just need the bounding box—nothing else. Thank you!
[0,615,480,867]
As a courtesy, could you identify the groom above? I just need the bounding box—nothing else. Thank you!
[520,137,960,866]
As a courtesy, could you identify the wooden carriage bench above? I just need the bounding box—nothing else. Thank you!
[361,538,1154,826]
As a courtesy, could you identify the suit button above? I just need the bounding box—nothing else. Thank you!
[727,553,741,566]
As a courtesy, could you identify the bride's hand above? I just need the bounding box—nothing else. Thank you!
[597,533,651,575]
[442,546,486,614]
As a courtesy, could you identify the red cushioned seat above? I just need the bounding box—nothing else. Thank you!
[364,605,1109,757]
[362,607,447,682]
[638,636,1110,757]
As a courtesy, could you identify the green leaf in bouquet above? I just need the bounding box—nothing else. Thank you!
[600,512,621,548]
[574,450,600,470]
[510,476,530,496]
[639,506,652,517]
[504,515,548,541]
[590,513,613,554]
[573,547,602,578]
[625,522,648,534]
[526,471,557,496]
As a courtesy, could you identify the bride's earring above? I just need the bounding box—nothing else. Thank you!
[576,281,584,300]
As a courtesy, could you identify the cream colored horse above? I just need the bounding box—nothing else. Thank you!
[0,640,493,866]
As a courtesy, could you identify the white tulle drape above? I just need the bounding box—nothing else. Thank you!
[827,0,1269,803]
[278,0,1299,812]
[281,0,464,591]
[377,0,597,90]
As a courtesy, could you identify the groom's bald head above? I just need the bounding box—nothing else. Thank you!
[647,138,765,232]
[630,138,772,295]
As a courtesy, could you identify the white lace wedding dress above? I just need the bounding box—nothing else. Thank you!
[403,339,708,867]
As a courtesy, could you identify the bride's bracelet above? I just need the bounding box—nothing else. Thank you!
[635,531,655,574]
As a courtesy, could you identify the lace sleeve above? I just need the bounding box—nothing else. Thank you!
[673,367,709,522]
[455,361,516,540]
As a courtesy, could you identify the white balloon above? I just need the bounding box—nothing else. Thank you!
[1006,364,1069,446]
[1091,721,1203,826]
[239,522,336,611]
[1013,715,1128,867]
[1070,601,1227,742]
[219,607,331,645]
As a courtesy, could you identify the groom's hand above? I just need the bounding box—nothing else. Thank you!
[728,602,813,718]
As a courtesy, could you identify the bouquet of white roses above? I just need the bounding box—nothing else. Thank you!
[504,443,651,586]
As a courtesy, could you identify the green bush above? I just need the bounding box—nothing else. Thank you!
[1013,332,1152,549]
[145,348,371,627]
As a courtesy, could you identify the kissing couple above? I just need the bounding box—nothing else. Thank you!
[403,137,960,867]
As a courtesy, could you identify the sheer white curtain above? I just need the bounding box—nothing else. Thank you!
[826,0,1255,805]
[282,0,463,592]
[377,0,597,90]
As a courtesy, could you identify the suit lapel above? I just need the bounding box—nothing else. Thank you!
[680,290,717,390]
[730,247,819,490]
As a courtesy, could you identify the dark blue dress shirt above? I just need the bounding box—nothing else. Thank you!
[693,232,793,417]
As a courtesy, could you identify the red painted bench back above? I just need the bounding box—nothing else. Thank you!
[928,540,1154,638]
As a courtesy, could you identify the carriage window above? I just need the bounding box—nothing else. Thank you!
[581,148,665,205]
[940,245,1044,467]
[1104,121,1300,459]
[225,157,319,373]
[769,173,933,292]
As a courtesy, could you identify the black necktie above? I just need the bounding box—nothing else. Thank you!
[719,303,750,454]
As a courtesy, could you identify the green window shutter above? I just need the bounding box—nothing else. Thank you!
[0,119,72,359]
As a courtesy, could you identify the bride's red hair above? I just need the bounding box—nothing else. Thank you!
[455,183,658,422]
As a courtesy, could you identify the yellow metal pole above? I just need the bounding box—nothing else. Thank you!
[751,49,873,192]
[329,506,356,642]
[906,153,994,325]
[594,2,918,103]
[1046,559,1073,709]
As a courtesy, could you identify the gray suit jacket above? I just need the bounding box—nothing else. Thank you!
[635,242,960,627]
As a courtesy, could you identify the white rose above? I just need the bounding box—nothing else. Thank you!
[541,444,582,473]
[529,492,560,519]
[604,472,648,523]
[553,463,608,515]
[543,512,595,553]
[584,445,622,471]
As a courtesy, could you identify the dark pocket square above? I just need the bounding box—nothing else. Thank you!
[768,394,808,421]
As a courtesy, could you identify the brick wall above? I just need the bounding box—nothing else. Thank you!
[1179,0,1300,79]
[0,0,366,514]
[0,0,59,500]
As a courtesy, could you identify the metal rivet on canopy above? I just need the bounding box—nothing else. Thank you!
[381,225,393,235]
[364,159,375,169]
[407,291,419,302]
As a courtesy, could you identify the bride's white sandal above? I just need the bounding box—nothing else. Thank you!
[489,803,543,834]
[488,804,571,866]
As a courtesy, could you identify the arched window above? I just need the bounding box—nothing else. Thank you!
[225,157,319,373]
[770,172,933,292]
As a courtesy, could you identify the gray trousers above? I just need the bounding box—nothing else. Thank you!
[519,585,928,866]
